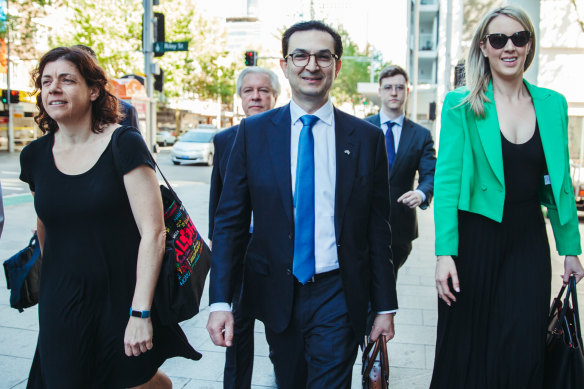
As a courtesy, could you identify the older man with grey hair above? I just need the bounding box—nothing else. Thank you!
[209,66,280,389]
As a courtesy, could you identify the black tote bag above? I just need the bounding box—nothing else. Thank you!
[112,127,210,325]
[544,275,584,388]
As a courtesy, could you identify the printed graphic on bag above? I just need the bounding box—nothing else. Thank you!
[164,200,204,286]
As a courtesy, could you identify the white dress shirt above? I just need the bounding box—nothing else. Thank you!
[290,98,339,274]
[379,111,426,203]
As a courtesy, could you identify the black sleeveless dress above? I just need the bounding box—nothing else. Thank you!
[20,127,201,388]
[430,124,551,389]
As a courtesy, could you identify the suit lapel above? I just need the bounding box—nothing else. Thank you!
[526,81,563,201]
[334,108,358,241]
[475,81,505,187]
[267,105,293,226]
[391,119,415,178]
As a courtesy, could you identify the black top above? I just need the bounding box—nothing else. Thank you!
[501,123,546,205]
[20,127,199,388]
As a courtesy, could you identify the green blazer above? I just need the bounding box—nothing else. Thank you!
[434,79,581,256]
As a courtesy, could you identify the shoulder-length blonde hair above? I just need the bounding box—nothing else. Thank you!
[464,5,536,117]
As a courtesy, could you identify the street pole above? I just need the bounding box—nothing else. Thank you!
[6,0,13,153]
[411,0,420,121]
[143,0,155,152]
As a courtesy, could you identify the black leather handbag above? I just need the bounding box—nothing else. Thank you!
[362,336,389,389]
[544,275,584,388]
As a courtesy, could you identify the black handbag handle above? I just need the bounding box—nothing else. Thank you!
[556,277,574,330]
[549,283,567,320]
[568,276,583,348]
[553,275,583,349]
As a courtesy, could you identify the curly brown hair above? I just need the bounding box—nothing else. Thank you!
[32,46,121,134]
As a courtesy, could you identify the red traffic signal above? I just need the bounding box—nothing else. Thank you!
[245,50,257,66]
[1,89,20,104]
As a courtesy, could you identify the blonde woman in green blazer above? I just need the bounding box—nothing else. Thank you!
[431,6,583,389]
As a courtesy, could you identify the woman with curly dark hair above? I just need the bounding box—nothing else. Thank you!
[21,46,200,388]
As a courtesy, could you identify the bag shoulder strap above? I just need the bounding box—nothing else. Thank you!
[111,126,181,203]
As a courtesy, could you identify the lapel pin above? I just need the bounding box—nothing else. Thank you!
[344,149,350,155]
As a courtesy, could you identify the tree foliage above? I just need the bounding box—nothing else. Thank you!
[155,0,240,105]
[1,0,62,62]
[54,0,142,77]
[330,25,371,107]
[51,0,238,104]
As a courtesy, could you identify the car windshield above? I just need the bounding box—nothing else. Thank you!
[180,131,214,143]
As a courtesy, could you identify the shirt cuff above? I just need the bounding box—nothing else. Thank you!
[414,189,426,203]
[377,309,397,315]
[209,302,232,312]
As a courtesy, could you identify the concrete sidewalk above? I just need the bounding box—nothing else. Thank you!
[1,171,582,388]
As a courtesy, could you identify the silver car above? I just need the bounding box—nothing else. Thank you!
[156,130,177,146]
[171,130,216,166]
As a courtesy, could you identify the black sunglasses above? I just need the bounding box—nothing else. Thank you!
[483,31,531,49]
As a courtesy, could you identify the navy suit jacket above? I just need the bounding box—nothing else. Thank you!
[365,114,436,245]
[210,104,398,338]
[208,125,238,240]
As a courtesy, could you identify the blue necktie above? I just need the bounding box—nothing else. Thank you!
[385,121,396,171]
[293,114,319,284]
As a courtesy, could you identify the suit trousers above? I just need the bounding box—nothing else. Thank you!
[223,263,255,389]
[264,271,359,389]
[224,235,270,389]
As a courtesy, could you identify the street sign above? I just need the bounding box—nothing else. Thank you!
[153,41,188,53]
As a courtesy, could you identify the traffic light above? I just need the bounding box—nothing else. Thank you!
[154,69,164,92]
[153,12,165,58]
[1,90,19,104]
[245,50,257,66]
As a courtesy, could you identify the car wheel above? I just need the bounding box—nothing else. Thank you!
[172,161,180,165]
[207,153,214,166]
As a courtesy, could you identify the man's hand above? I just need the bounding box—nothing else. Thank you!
[369,313,395,342]
[206,311,234,347]
[397,191,422,209]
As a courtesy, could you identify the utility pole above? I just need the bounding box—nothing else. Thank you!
[411,0,420,121]
[143,0,156,152]
[6,0,13,153]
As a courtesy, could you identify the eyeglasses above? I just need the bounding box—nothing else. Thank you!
[284,51,339,68]
[483,31,531,50]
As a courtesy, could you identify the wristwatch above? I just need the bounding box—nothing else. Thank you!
[129,308,151,318]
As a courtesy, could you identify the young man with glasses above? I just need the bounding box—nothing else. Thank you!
[207,20,398,388]
[365,65,436,278]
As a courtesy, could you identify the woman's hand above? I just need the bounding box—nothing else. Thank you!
[563,255,584,284]
[435,255,460,306]
[124,317,154,357]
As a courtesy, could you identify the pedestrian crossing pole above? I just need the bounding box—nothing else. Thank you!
[143,0,157,152]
